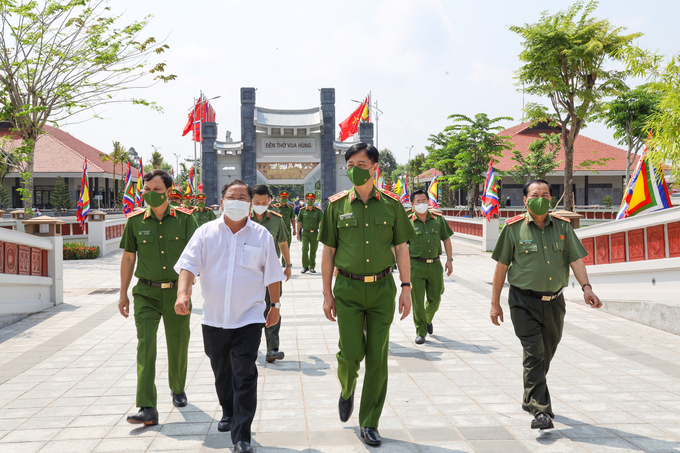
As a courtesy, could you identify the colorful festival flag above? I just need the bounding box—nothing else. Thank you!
[394,179,402,196]
[616,147,672,220]
[400,178,410,205]
[122,161,135,215]
[427,175,439,208]
[339,94,369,142]
[171,167,176,190]
[189,166,195,194]
[76,160,90,229]
[135,159,144,207]
[481,158,500,221]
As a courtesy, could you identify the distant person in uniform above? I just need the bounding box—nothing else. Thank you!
[490,179,602,430]
[193,193,217,227]
[169,189,183,207]
[271,190,296,267]
[297,193,322,274]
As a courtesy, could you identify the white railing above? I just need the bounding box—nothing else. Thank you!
[444,216,499,252]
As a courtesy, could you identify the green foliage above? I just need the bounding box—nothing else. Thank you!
[426,113,514,213]
[603,195,613,208]
[409,153,428,182]
[100,141,129,206]
[128,147,139,168]
[51,176,74,211]
[378,149,397,179]
[512,0,641,210]
[175,159,200,190]
[0,185,10,209]
[63,242,100,260]
[150,146,164,169]
[507,133,562,183]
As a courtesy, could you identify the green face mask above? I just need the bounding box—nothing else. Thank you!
[347,166,372,186]
[143,190,167,208]
[306,200,314,207]
[169,200,180,207]
[281,198,288,204]
[526,197,551,216]
[198,202,205,208]
[184,201,192,207]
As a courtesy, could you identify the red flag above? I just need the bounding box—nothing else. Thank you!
[182,109,195,137]
[339,97,368,142]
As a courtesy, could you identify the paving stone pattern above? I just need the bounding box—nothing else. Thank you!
[1,237,680,452]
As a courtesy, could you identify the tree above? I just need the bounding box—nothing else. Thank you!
[0,0,175,215]
[100,141,129,206]
[151,148,164,169]
[378,149,397,179]
[601,85,660,187]
[51,176,74,211]
[0,136,18,207]
[128,147,139,169]
[426,113,514,215]
[408,153,428,187]
[507,133,562,183]
[511,0,641,211]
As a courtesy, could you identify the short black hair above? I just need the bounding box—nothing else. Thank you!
[345,142,379,164]
[523,179,552,197]
[252,184,271,198]
[411,189,427,203]
[221,179,253,199]
[143,169,173,189]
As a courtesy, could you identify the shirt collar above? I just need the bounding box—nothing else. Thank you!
[220,216,253,233]
[411,210,434,223]
[144,205,173,221]
[525,212,554,227]
[349,186,380,203]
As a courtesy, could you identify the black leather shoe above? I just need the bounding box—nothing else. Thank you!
[301,268,309,274]
[217,415,232,432]
[531,412,554,430]
[234,441,253,453]
[171,391,187,407]
[309,268,316,273]
[522,402,530,413]
[427,323,433,335]
[126,407,159,425]
[415,336,426,345]
[361,427,382,446]
[266,349,285,363]
[338,391,354,422]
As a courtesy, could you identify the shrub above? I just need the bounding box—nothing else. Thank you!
[64,242,100,260]
[603,195,613,209]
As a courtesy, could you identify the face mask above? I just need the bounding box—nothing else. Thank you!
[281,198,288,204]
[143,190,167,208]
[197,202,205,208]
[526,197,551,216]
[347,166,372,186]
[222,199,251,221]
[306,200,314,207]
[414,203,429,214]
[252,204,268,215]
[169,199,180,207]
[184,201,192,207]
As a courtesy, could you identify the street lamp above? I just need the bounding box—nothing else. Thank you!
[173,153,181,182]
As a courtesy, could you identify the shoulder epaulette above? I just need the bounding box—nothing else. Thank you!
[380,189,400,202]
[506,213,525,225]
[329,190,349,202]
[126,209,145,218]
[270,210,282,217]
[315,206,322,210]
[271,203,280,208]
[176,207,194,215]
[431,210,443,216]
[552,213,571,223]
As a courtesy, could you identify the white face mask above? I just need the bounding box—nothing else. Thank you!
[252,204,268,215]
[222,199,251,221]
[414,203,429,214]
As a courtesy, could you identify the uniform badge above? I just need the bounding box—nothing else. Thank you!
[560,235,565,240]
[519,239,533,245]
[339,213,354,220]
[138,230,152,235]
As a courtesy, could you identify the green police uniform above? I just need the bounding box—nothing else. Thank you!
[319,187,415,428]
[408,210,454,337]
[491,212,587,418]
[250,209,289,351]
[120,205,198,408]
[297,205,323,270]
[273,201,295,266]
[192,207,217,227]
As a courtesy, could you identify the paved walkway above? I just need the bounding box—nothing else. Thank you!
[2,238,680,453]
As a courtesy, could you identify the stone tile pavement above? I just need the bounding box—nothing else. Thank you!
[1,237,680,452]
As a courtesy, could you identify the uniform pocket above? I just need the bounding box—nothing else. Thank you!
[337,218,358,243]
[375,216,395,235]
[516,243,538,269]
[136,234,154,248]
[241,244,262,270]
[167,231,186,256]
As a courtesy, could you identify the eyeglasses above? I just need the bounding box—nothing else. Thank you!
[224,196,251,202]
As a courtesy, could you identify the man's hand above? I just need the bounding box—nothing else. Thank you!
[584,288,602,308]
[283,266,291,282]
[175,293,191,315]
[398,290,411,320]
[266,307,280,327]
[323,292,336,322]
[490,303,504,326]
[297,233,301,242]
[445,260,453,276]
[118,294,130,318]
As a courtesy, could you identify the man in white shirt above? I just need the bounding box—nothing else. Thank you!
[174,180,284,453]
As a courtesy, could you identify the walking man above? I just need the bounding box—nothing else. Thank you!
[319,142,415,447]
[490,179,602,430]
[192,193,217,227]
[251,184,292,363]
[272,190,296,267]
[297,192,322,274]
[408,189,454,345]
[168,188,183,207]
[118,169,198,425]
[174,180,284,453]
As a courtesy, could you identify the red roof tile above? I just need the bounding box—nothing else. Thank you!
[417,168,443,180]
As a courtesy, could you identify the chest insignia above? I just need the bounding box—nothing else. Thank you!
[519,239,533,245]
[339,213,354,220]
[414,226,420,233]
[138,230,152,236]
[560,234,565,240]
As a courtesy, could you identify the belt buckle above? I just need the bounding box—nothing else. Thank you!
[541,295,551,301]
[427,259,434,264]
[364,275,376,283]
[161,282,173,289]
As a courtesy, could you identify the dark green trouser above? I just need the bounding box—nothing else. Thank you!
[508,286,565,418]
[282,227,292,266]
[301,231,319,269]
[334,272,396,428]
[263,282,283,351]
[133,282,191,408]
[410,259,444,337]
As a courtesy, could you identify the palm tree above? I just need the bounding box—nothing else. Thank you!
[151,145,164,169]
[100,141,130,206]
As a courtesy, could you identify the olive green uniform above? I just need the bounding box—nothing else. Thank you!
[250,209,289,351]
[408,211,454,337]
[297,206,323,269]
[120,205,198,408]
[491,212,587,418]
[319,187,415,428]
[192,207,217,227]
[273,202,295,266]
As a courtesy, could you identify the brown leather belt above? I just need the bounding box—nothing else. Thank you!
[139,278,178,289]
[512,286,564,301]
[412,256,440,264]
[337,267,392,283]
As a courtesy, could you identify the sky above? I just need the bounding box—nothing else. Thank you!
[62,0,680,172]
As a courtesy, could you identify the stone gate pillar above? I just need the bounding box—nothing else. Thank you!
[201,122,218,205]
[320,88,336,202]
[241,88,257,187]
[359,122,374,146]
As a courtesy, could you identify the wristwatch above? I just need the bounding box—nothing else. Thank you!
[401,283,411,288]
[581,283,592,292]
[286,264,293,268]
[447,257,454,262]
[271,302,281,309]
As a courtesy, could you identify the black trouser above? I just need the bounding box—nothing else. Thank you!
[202,323,264,444]
[263,282,283,351]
